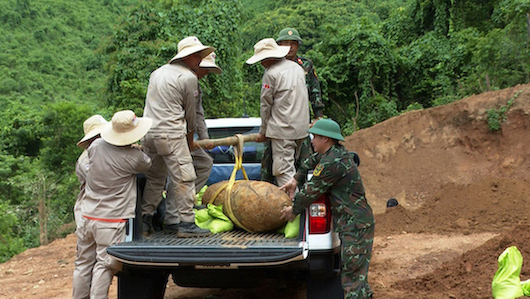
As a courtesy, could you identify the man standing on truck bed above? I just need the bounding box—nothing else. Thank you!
[163,52,220,231]
[246,38,310,187]
[261,27,325,185]
[279,118,375,299]
[141,36,213,237]
[81,110,152,299]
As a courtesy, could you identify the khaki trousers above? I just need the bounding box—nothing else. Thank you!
[73,219,125,299]
[271,138,304,187]
[141,133,197,223]
[165,147,213,225]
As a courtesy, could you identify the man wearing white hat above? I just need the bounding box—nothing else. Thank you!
[141,36,213,237]
[246,38,310,187]
[81,110,152,299]
[73,114,107,299]
[163,52,221,231]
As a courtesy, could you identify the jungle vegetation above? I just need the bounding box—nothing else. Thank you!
[0,0,528,261]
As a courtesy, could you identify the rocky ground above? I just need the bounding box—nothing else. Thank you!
[1,84,529,298]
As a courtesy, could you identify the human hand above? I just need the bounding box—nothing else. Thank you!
[279,177,297,199]
[310,117,322,128]
[255,133,267,143]
[280,206,296,222]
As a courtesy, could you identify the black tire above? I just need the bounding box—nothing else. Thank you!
[306,273,343,299]
[117,269,169,299]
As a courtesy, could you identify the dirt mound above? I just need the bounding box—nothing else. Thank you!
[0,84,529,298]
[391,225,530,298]
[345,83,530,215]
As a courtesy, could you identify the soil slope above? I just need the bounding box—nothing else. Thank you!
[1,83,529,299]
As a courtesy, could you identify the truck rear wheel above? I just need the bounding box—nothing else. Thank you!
[306,273,343,299]
[117,270,168,299]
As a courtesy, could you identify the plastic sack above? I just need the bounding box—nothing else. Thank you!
[277,215,300,239]
[194,204,233,234]
[521,279,530,296]
[492,246,524,299]
[195,185,208,206]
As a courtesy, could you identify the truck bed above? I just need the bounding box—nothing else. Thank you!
[108,228,305,267]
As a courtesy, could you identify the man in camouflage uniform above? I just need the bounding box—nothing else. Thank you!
[261,27,325,184]
[280,118,374,299]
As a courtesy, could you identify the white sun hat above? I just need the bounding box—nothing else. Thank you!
[199,52,222,74]
[101,110,152,146]
[77,115,108,149]
[169,36,215,64]
[245,38,290,64]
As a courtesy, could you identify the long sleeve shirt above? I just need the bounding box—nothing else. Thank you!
[143,62,199,137]
[260,58,309,140]
[83,139,152,220]
[292,144,374,231]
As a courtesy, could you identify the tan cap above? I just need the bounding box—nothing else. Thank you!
[101,110,152,146]
[199,52,222,74]
[245,38,290,64]
[169,36,215,63]
[77,115,108,149]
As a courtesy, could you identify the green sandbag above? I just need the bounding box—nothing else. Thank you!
[521,279,530,296]
[284,215,300,238]
[194,204,233,233]
[209,218,234,234]
[207,204,233,233]
[277,215,300,239]
[195,208,212,229]
[195,185,208,205]
[492,246,524,299]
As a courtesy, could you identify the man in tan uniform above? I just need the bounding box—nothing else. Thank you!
[246,38,309,186]
[72,114,107,299]
[163,52,221,230]
[81,110,152,299]
[141,36,213,237]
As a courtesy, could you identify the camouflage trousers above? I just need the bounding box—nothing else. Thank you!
[340,224,374,299]
[261,136,313,186]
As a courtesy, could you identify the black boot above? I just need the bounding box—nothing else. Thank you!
[142,214,154,236]
[177,222,211,238]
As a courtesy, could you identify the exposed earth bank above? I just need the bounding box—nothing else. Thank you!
[1,84,529,298]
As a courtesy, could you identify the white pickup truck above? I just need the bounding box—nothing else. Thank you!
[107,118,346,299]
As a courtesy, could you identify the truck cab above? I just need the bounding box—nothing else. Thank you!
[107,117,345,299]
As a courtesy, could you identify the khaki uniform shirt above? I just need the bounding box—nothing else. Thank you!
[74,150,89,226]
[260,58,309,140]
[83,139,152,219]
[143,62,199,137]
[196,87,209,140]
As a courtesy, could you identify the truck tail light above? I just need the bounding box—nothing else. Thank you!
[308,195,331,234]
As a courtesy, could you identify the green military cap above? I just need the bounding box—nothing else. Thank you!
[308,118,345,141]
[276,27,303,43]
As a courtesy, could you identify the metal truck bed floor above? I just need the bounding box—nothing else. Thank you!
[135,229,301,247]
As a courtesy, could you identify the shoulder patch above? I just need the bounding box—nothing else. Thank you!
[313,164,324,176]
[262,83,270,90]
[193,90,199,97]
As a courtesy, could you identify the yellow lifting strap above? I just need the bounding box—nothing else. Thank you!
[207,134,254,232]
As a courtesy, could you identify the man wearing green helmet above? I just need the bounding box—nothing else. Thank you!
[280,118,375,299]
[260,27,325,185]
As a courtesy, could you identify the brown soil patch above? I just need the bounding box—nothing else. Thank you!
[1,84,529,298]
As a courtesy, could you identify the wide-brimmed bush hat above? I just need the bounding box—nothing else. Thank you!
[77,115,108,149]
[245,38,290,64]
[308,118,345,141]
[169,36,215,64]
[276,27,303,43]
[101,110,152,146]
[199,52,222,74]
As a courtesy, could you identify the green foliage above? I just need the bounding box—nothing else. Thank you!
[0,201,26,262]
[105,0,245,117]
[487,90,521,131]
